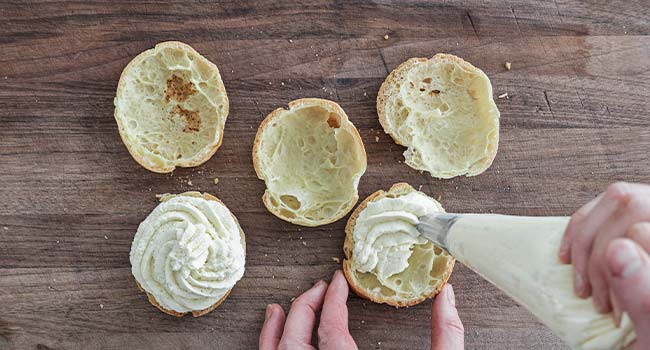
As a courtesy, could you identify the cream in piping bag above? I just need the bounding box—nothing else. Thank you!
[417,213,636,350]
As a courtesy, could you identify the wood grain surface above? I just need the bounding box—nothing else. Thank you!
[1,1,650,349]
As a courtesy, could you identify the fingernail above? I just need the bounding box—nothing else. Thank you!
[446,284,456,307]
[265,304,274,320]
[574,272,585,296]
[558,239,569,260]
[314,280,327,288]
[611,242,642,278]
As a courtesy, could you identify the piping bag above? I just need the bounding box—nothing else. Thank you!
[417,213,636,349]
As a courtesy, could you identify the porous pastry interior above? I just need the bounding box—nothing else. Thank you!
[345,184,454,305]
[115,43,227,171]
[256,103,366,226]
[380,55,499,179]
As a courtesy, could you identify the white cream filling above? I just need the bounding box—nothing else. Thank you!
[352,192,444,286]
[130,195,245,313]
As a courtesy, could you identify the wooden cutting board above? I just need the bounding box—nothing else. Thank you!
[1,1,649,349]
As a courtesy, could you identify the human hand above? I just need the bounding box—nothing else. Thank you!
[260,271,465,350]
[559,182,650,311]
[559,182,650,347]
[605,238,650,349]
[259,270,357,350]
[431,284,464,350]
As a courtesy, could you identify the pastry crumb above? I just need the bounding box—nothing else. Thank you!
[363,92,368,97]
[498,92,509,99]
[505,62,512,70]
[56,240,60,244]
[100,304,104,309]
[281,82,285,86]
[375,136,380,142]
[104,235,108,240]
[418,185,423,191]
[213,178,219,185]
[288,39,293,43]
[383,34,389,40]
[301,241,307,246]
[2,226,7,230]
[332,257,341,264]
[290,297,296,302]
[187,179,193,186]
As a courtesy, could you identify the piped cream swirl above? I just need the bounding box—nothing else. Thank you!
[130,194,245,313]
[352,192,444,286]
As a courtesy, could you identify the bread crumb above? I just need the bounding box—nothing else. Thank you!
[361,320,365,324]
[332,257,341,264]
[437,195,442,201]
[100,304,104,309]
[281,82,285,86]
[375,136,380,142]
[2,226,7,230]
[213,178,219,185]
[383,34,389,40]
[104,235,108,240]
[155,194,164,199]
[505,62,512,70]
[290,297,296,302]
[272,275,275,279]
[289,39,293,43]
[56,240,60,244]
[302,241,307,246]
[498,92,509,99]
[363,92,368,97]
[187,179,193,186]
[418,185,423,191]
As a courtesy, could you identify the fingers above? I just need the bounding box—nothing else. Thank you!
[279,280,328,348]
[260,304,286,350]
[564,182,650,299]
[589,193,650,312]
[560,193,602,263]
[318,270,357,350]
[628,222,650,252]
[431,284,464,350]
[570,183,633,298]
[606,239,650,346]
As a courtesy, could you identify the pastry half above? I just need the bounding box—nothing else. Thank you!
[130,192,245,317]
[253,98,367,227]
[377,54,500,179]
[343,183,455,307]
[114,41,229,173]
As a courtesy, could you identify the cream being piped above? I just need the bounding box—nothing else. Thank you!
[417,213,636,350]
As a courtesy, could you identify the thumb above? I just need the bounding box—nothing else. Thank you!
[431,284,464,350]
[606,238,650,348]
